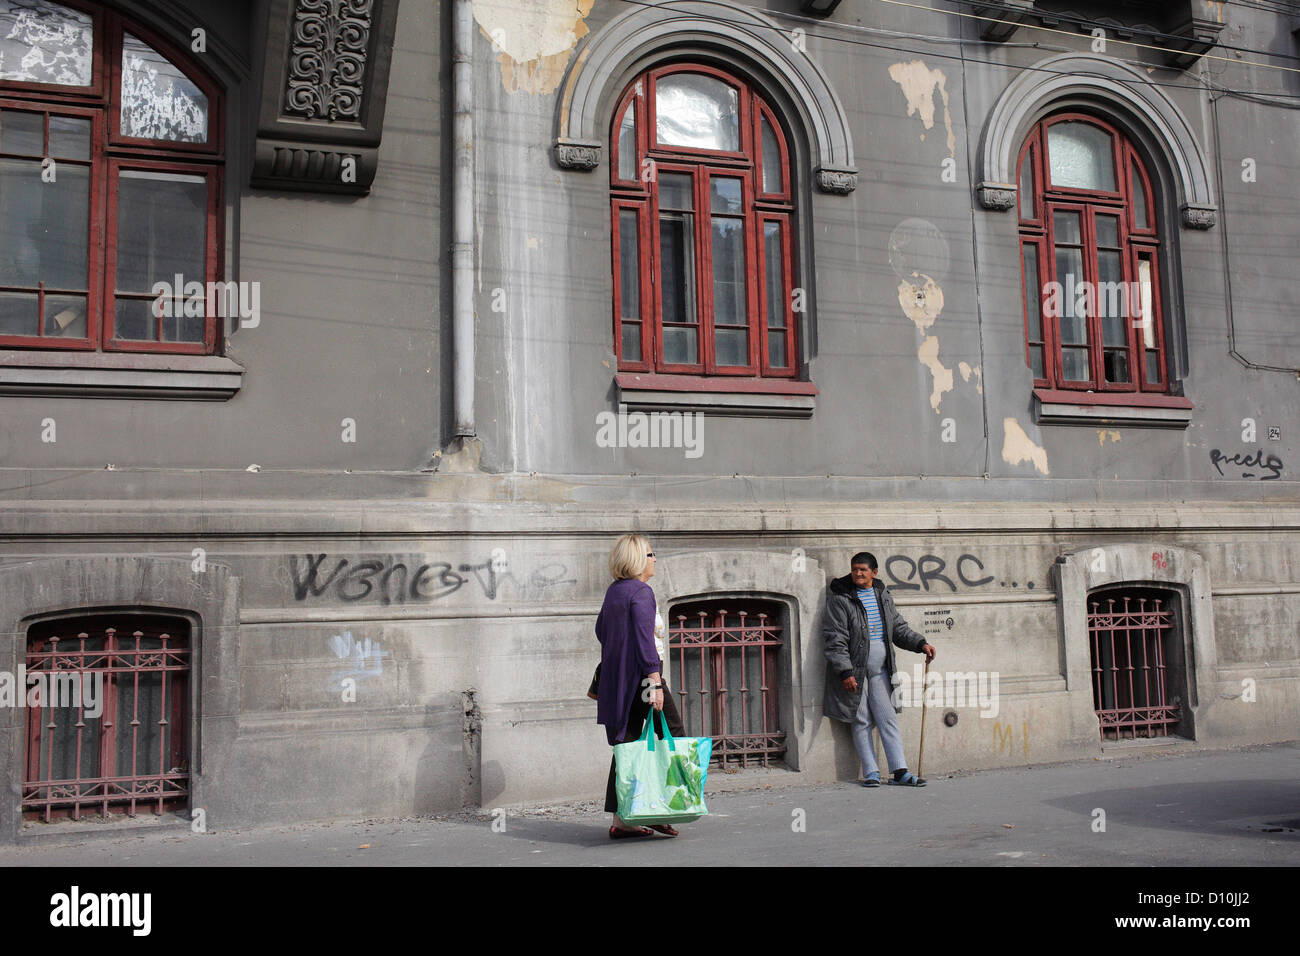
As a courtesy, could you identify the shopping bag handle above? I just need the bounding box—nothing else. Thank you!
[640,707,677,752]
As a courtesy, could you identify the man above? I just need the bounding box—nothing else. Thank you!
[823,551,936,787]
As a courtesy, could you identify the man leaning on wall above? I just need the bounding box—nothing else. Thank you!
[823,551,936,787]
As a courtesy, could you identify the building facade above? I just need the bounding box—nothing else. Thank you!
[0,0,1297,841]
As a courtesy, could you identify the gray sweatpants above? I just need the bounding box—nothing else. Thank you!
[852,639,906,777]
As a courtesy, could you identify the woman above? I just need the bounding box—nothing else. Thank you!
[595,533,686,839]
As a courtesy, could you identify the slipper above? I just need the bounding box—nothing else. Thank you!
[888,771,927,787]
[862,772,881,788]
[609,825,655,839]
[649,824,678,837]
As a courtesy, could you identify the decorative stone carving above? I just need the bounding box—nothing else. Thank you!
[554,142,602,170]
[815,168,857,195]
[283,0,372,122]
[252,0,400,195]
[977,181,1017,211]
[1181,203,1217,230]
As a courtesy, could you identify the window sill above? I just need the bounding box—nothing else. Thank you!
[1032,388,1192,429]
[0,349,244,401]
[615,372,817,418]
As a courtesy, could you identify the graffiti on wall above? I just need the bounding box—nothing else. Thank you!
[883,553,996,591]
[286,553,577,606]
[1209,448,1284,481]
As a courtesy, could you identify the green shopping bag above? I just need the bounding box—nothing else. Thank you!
[613,709,712,825]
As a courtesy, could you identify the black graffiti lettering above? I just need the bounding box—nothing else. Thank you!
[1210,448,1286,481]
[957,554,995,588]
[916,554,956,592]
[459,561,502,600]
[530,563,579,591]
[338,559,384,602]
[288,553,347,601]
[378,562,407,607]
[885,555,921,591]
[411,562,463,601]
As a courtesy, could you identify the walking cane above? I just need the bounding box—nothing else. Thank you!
[916,657,931,780]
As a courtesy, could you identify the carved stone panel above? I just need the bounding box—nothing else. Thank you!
[252,0,400,195]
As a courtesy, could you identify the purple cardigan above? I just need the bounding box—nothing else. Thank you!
[595,577,661,745]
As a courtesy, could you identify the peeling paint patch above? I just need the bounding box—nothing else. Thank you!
[1002,418,1049,475]
[897,273,944,331]
[888,59,955,158]
[958,361,983,395]
[917,335,953,412]
[474,0,594,95]
[1097,429,1121,446]
[898,273,952,413]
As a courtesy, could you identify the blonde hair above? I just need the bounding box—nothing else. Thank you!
[609,533,652,580]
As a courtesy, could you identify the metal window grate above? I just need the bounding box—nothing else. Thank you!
[668,602,785,768]
[1087,593,1180,740]
[23,618,191,822]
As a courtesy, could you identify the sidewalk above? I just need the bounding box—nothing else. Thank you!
[2,743,1297,866]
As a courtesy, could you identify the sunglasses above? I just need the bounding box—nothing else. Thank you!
[646,552,656,557]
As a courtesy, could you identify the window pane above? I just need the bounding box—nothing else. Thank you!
[121,33,208,143]
[0,109,43,155]
[1054,246,1084,332]
[48,114,89,159]
[1137,256,1155,349]
[0,290,36,335]
[1022,244,1042,342]
[655,73,739,151]
[1104,349,1130,384]
[1131,160,1149,230]
[1098,250,1124,346]
[710,176,742,214]
[621,323,641,361]
[1052,209,1081,246]
[617,102,636,181]
[43,292,85,337]
[115,169,207,295]
[1145,350,1159,383]
[1061,347,1089,381]
[0,0,92,86]
[715,327,747,366]
[1028,344,1043,379]
[663,326,697,365]
[1095,214,1119,248]
[0,157,88,289]
[1047,121,1115,191]
[710,217,746,329]
[761,113,782,193]
[1018,148,1035,219]
[768,330,786,369]
[658,171,693,210]
[764,222,784,329]
[618,209,639,321]
[115,296,204,343]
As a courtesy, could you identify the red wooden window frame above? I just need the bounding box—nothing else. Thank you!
[611,65,797,380]
[1017,113,1167,396]
[0,0,224,355]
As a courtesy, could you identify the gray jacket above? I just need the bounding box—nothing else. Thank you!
[822,574,929,721]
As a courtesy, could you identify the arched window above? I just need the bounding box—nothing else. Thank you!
[1018,113,1166,394]
[0,0,222,355]
[611,65,795,379]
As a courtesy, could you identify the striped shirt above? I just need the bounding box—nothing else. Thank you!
[856,587,885,642]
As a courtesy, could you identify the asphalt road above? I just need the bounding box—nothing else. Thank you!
[2,742,1296,867]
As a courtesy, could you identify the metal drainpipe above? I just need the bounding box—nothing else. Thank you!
[452,0,476,438]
